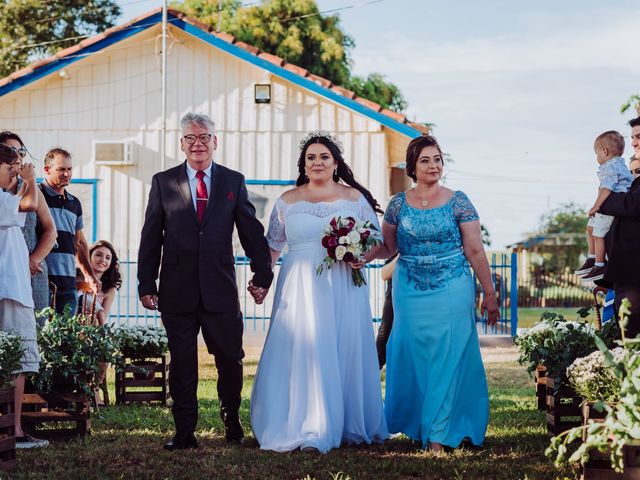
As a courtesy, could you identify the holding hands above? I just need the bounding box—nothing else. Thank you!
[141,294,159,310]
[248,280,269,305]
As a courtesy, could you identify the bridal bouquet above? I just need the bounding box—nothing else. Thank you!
[316,215,382,287]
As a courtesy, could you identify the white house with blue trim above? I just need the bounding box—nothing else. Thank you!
[0,8,428,257]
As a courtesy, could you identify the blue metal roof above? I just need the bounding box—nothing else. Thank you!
[0,11,423,138]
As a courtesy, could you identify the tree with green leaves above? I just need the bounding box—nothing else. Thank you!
[620,94,640,116]
[345,73,407,112]
[0,0,121,77]
[537,202,588,273]
[175,0,353,86]
[173,0,408,111]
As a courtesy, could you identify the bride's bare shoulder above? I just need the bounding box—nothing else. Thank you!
[280,186,304,205]
[339,185,362,201]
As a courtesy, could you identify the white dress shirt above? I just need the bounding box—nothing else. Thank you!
[185,161,213,210]
[0,191,34,308]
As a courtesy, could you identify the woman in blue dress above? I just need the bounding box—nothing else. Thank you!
[380,135,499,451]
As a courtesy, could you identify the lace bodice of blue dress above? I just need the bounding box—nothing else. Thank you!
[383,190,479,291]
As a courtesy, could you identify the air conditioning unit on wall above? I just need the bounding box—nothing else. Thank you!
[93,141,136,166]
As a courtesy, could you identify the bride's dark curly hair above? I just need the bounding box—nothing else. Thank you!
[90,240,122,293]
[296,136,383,214]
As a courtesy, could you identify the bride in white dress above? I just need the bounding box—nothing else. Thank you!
[250,131,389,453]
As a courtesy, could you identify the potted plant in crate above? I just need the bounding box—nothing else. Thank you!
[0,331,24,391]
[547,300,640,477]
[515,311,619,384]
[115,325,168,380]
[567,347,625,403]
[0,331,23,471]
[34,307,121,400]
[515,312,598,381]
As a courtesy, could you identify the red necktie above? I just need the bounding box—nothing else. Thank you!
[195,170,208,222]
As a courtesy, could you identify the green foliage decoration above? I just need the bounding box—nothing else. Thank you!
[566,347,624,402]
[546,299,640,473]
[620,94,640,115]
[0,331,24,388]
[514,310,619,380]
[35,307,121,395]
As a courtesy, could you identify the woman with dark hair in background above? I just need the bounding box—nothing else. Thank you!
[250,131,388,453]
[88,240,122,322]
[380,135,498,452]
[0,131,57,322]
[84,240,122,405]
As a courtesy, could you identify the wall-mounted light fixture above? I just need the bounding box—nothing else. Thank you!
[254,84,271,104]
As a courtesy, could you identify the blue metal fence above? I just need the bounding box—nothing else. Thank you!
[110,252,518,336]
[474,251,519,337]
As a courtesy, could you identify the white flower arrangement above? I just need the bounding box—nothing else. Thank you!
[116,325,169,361]
[515,312,599,378]
[567,347,625,402]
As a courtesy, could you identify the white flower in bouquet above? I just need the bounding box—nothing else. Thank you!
[317,215,383,287]
[347,230,361,245]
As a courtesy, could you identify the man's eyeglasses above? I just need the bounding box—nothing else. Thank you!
[182,134,213,145]
[631,168,640,175]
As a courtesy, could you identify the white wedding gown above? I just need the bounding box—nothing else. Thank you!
[250,194,389,453]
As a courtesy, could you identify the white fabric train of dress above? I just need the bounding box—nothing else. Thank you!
[250,195,388,452]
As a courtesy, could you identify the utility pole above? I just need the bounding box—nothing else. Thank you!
[217,0,222,32]
[161,0,168,171]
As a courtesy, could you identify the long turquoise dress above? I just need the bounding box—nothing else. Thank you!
[383,190,489,448]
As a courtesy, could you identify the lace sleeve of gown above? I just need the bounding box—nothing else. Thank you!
[265,198,287,252]
[359,195,381,230]
[383,192,403,226]
[452,190,480,224]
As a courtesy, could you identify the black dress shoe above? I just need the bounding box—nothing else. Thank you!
[163,435,198,451]
[220,408,244,445]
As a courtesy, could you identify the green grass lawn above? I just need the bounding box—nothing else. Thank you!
[517,307,596,329]
[10,349,579,480]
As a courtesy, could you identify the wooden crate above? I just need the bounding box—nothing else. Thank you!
[546,376,582,435]
[581,401,610,438]
[115,355,170,405]
[22,391,90,441]
[581,403,640,480]
[534,365,547,411]
[0,388,16,472]
[582,444,640,480]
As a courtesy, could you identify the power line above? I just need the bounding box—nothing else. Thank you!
[283,0,385,22]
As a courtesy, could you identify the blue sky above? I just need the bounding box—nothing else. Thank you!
[117,0,640,248]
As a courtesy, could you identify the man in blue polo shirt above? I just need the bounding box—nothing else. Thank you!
[40,148,100,313]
